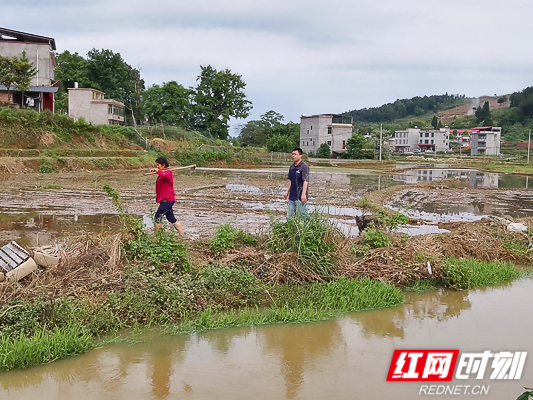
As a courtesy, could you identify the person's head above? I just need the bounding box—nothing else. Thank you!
[291,148,303,164]
[155,156,169,169]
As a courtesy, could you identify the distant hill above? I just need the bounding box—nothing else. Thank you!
[343,93,468,123]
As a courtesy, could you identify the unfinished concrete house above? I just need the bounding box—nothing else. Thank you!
[0,27,58,111]
[300,114,353,157]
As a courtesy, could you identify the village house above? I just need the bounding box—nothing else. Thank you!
[469,126,501,156]
[0,27,58,111]
[68,86,125,125]
[393,127,450,153]
[299,114,353,157]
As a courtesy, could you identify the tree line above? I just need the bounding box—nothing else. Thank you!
[54,50,252,140]
[343,93,467,123]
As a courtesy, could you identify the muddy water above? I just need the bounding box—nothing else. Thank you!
[0,278,531,400]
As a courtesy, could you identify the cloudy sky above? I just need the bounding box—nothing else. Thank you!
[3,0,533,133]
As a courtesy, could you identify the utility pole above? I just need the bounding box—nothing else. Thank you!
[379,124,383,161]
[527,131,531,164]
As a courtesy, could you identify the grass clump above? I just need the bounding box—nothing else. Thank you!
[0,325,93,371]
[264,212,341,278]
[440,257,522,290]
[208,223,258,253]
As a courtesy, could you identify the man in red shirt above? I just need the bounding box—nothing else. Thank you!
[151,157,186,237]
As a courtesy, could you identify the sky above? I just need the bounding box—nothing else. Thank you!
[3,0,533,135]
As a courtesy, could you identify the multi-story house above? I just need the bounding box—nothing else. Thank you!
[0,27,58,111]
[68,86,125,125]
[300,114,353,157]
[470,126,501,155]
[393,127,450,153]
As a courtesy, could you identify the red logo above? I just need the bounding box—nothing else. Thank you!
[387,350,459,381]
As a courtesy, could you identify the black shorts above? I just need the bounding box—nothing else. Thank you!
[154,200,177,224]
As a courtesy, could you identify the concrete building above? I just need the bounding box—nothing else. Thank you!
[470,126,501,156]
[300,114,353,156]
[68,87,125,125]
[393,127,450,153]
[0,27,58,111]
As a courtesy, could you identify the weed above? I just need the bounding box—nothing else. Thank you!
[127,229,191,272]
[363,223,392,248]
[39,163,53,173]
[264,212,341,278]
[208,224,258,253]
[198,265,265,308]
[376,208,410,230]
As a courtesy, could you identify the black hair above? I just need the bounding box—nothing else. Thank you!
[292,147,303,155]
[155,156,169,168]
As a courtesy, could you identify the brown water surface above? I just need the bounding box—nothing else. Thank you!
[0,278,531,400]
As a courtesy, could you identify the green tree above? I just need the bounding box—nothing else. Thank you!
[54,51,91,90]
[497,95,508,107]
[316,142,331,158]
[238,120,270,147]
[191,65,252,140]
[267,135,297,153]
[344,133,366,159]
[0,53,37,102]
[475,101,491,124]
[141,81,191,126]
[85,49,145,123]
[431,116,438,129]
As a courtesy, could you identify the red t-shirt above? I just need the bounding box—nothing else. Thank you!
[155,169,176,202]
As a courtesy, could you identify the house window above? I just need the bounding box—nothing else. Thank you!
[108,105,113,114]
[431,140,434,144]
[431,133,434,137]
[327,141,332,146]
[425,132,429,137]
[420,133,423,138]
[310,126,313,130]
[327,127,332,135]
[307,130,309,134]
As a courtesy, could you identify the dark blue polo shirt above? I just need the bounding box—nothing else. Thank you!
[288,161,309,201]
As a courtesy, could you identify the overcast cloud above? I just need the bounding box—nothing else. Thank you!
[3,0,533,133]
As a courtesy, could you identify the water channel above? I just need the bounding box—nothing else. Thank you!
[0,277,531,399]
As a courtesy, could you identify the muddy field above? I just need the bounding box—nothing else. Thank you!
[1,166,532,248]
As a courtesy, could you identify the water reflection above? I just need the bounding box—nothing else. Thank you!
[394,168,533,189]
[0,213,121,247]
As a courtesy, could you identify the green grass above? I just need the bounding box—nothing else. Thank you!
[0,325,93,371]
[440,257,523,290]
[169,277,404,334]
[208,223,258,253]
[264,212,342,278]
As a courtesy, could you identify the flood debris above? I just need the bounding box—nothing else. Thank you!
[0,242,38,283]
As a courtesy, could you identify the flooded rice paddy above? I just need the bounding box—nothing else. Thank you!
[2,166,533,246]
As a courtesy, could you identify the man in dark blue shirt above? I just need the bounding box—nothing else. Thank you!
[283,147,310,217]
